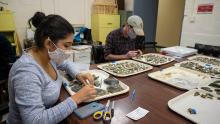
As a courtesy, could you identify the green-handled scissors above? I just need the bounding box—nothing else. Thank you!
[93,100,112,123]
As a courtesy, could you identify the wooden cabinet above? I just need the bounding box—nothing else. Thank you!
[0,11,21,56]
[91,14,120,44]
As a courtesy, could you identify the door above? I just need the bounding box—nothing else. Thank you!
[156,0,185,47]
[133,0,158,43]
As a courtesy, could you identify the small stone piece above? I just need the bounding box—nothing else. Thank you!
[104,76,119,86]
[188,108,197,114]
[216,91,220,95]
[201,87,213,92]
[207,96,213,99]
[209,83,220,88]
[215,89,220,92]
[206,93,213,97]
[200,94,207,98]
[92,75,99,80]
[194,92,200,96]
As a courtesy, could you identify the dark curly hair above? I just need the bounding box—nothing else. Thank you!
[30,12,74,48]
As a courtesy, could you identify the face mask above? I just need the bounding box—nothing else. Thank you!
[128,30,136,39]
[48,41,70,64]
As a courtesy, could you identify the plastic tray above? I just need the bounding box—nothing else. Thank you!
[168,89,220,124]
[175,60,220,79]
[148,66,211,90]
[188,55,220,67]
[132,53,175,66]
[160,46,197,58]
[62,69,130,102]
[97,60,153,77]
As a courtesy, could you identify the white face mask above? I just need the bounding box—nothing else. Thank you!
[128,30,136,39]
[48,41,70,64]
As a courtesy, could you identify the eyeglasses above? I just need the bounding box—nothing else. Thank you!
[128,25,133,29]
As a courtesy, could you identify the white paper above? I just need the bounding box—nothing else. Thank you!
[126,107,149,121]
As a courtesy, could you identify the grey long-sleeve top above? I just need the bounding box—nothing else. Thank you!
[7,53,80,124]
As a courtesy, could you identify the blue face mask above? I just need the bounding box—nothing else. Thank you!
[128,30,136,39]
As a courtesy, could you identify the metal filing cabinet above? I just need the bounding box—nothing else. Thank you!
[0,11,21,55]
[91,14,120,45]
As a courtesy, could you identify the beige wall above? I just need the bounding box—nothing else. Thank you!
[156,0,185,47]
[1,0,131,48]
[181,0,220,47]
[125,0,134,11]
[1,0,93,48]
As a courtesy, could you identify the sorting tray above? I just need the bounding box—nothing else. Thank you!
[132,53,175,66]
[148,66,211,90]
[168,89,220,124]
[97,60,153,77]
[188,55,220,67]
[62,69,130,102]
[175,60,220,79]
[198,79,220,98]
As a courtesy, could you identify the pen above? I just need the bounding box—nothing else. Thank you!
[130,89,136,102]
[63,82,68,88]
[111,101,115,117]
[100,79,103,88]
[85,79,90,85]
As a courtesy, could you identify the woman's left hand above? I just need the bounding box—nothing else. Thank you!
[76,72,94,85]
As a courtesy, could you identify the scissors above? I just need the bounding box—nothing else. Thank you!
[93,100,113,123]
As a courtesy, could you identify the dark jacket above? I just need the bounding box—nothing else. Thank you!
[0,33,16,80]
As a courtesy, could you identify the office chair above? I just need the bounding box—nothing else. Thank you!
[195,43,220,57]
[92,44,106,64]
[0,33,17,116]
[0,80,8,115]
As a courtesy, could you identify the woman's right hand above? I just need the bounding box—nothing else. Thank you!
[71,85,96,104]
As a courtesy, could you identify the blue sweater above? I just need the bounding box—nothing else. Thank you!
[7,53,80,124]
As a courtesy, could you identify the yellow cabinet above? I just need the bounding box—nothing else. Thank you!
[92,14,120,44]
[0,11,15,31]
[0,11,21,56]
